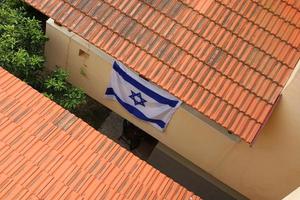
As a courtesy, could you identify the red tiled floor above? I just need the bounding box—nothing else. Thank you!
[0,67,201,200]
[24,0,300,143]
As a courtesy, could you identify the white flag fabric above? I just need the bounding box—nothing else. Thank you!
[105,61,182,131]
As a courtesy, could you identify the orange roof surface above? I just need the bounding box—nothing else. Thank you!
[0,67,200,200]
[24,0,300,143]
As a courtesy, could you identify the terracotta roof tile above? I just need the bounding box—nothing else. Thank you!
[24,0,300,143]
[0,67,201,200]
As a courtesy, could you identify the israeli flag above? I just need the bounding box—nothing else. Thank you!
[105,61,182,131]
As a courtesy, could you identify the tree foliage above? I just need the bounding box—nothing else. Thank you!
[43,68,86,110]
[0,0,86,110]
[0,3,46,85]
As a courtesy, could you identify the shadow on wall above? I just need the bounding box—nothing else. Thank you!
[148,144,248,200]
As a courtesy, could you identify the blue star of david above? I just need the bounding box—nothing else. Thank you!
[129,90,147,107]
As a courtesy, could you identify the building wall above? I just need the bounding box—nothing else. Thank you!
[283,187,300,200]
[45,19,300,200]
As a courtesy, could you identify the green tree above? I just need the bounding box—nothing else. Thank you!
[43,68,86,111]
[0,2,46,85]
[0,0,86,110]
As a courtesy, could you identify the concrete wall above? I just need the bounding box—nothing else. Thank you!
[45,19,300,200]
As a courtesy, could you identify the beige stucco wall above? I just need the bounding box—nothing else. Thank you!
[283,187,300,200]
[45,19,300,200]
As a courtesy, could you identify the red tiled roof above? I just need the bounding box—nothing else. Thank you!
[0,67,200,200]
[24,0,300,143]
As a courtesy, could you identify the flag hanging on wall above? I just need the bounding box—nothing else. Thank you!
[105,61,182,131]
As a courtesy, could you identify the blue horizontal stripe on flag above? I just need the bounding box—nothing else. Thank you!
[105,87,166,129]
[113,62,179,108]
